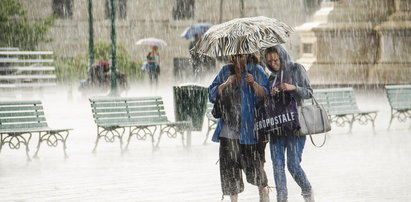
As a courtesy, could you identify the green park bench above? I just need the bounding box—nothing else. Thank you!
[0,50,56,89]
[0,101,71,161]
[89,96,191,153]
[312,88,378,132]
[204,102,217,145]
[385,85,411,129]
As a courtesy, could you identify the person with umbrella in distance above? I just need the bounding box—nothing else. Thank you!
[208,52,270,202]
[264,45,315,202]
[146,45,160,87]
[136,37,166,87]
[182,23,215,80]
[188,34,204,79]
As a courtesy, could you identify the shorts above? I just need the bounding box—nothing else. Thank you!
[219,137,268,195]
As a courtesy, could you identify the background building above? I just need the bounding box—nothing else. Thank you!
[19,0,321,83]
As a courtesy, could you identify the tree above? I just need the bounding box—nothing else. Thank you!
[0,0,54,50]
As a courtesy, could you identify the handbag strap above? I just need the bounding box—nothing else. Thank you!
[304,91,328,148]
[308,134,327,148]
[271,70,283,88]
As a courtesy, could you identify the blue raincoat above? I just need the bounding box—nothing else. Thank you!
[208,63,269,144]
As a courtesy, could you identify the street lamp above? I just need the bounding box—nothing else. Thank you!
[88,0,94,67]
[109,0,118,96]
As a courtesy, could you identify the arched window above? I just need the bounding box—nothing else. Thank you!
[105,0,127,19]
[173,0,195,20]
[52,0,73,18]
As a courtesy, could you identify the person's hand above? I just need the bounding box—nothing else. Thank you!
[225,75,237,85]
[218,75,236,96]
[271,87,279,95]
[245,73,255,85]
[279,83,296,91]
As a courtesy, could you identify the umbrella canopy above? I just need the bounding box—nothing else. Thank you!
[191,16,293,57]
[136,38,167,47]
[180,23,213,40]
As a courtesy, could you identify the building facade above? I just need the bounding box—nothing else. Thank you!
[19,0,320,83]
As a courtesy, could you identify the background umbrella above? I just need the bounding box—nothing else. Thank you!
[181,23,213,40]
[191,16,293,57]
[136,37,167,47]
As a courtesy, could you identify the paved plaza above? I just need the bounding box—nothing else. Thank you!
[0,85,410,202]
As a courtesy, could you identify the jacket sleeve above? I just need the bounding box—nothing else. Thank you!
[254,65,269,99]
[208,66,227,103]
[293,63,313,99]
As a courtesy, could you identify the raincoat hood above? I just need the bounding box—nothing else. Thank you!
[265,45,313,106]
[266,45,293,74]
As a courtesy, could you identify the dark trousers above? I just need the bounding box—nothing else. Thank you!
[219,137,268,195]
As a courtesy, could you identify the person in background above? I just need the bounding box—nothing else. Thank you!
[89,60,110,88]
[189,34,202,79]
[147,46,160,87]
[208,52,270,202]
[264,45,315,202]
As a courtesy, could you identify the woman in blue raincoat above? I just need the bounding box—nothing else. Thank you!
[264,45,315,202]
[208,53,270,202]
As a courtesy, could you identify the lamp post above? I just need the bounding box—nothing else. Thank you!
[88,0,94,67]
[109,0,118,96]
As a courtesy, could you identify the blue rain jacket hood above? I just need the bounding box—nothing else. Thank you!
[266,45,313,105]
[208,63,269,144]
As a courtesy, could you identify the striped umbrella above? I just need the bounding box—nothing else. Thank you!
[191,16,293,57]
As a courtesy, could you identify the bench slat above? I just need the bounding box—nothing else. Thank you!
[0,59,53,63]
[0,122,48,130]
[92,106,165,113]
[0,83,56,88]
[0,117,46,123]
[96,117,168,125]
[314,88,353,93]
[90,96,162,102]
[0,75,57,79]
[93,111,166,119]
[0,51,53,55]
[0,111,45,117]
[0,105,43,111]
[0,101,42,105]
[0,66,55,72]
[385,85,411,89]
[91,100,163,108]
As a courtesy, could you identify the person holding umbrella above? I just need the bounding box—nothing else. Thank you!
[136,38,167,87]
[146,45,160,87]
[182,23,215,80]
[264,45,315,202]
[208,52,270,202]
[191,16,294,202]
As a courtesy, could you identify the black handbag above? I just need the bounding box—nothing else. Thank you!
[211,96,222,118]
[211,65,236,119]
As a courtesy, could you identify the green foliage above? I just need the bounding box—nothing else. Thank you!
[0,0,54,50]
[55,41,144,83]
[54,55,88,84]
[90,41,145,82]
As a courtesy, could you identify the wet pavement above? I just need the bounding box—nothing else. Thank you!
[0,84,410,202]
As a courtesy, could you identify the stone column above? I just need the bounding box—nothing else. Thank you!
[310,0,395,85]
[370,0,411,84]
[295,1,335,71]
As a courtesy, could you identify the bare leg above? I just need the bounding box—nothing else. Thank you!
[230,194,238,202]
[259,186,270,202]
